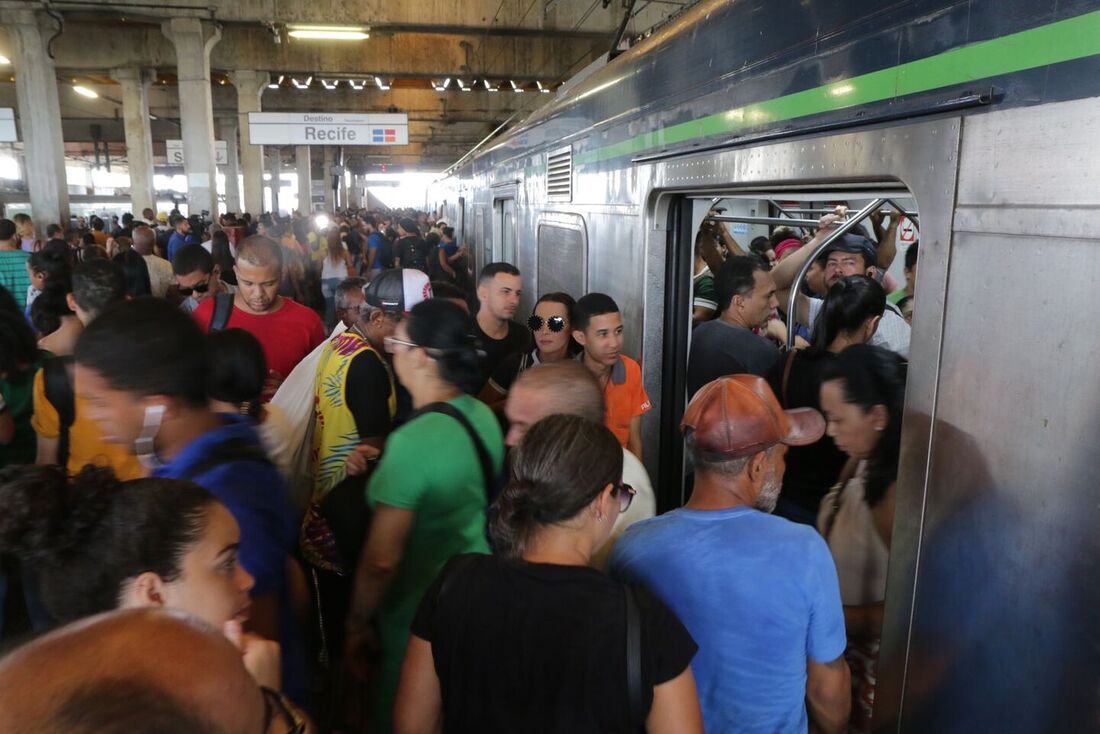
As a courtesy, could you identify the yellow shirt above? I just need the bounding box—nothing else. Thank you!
[31,369,144,479]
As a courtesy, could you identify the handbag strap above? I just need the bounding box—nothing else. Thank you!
[624,584,643,731]
[781,349,798,407]
[416,401,494,501]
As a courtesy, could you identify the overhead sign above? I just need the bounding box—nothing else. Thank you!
[0,109,16,142]
[247,112,409,146]
[166,139,229,166]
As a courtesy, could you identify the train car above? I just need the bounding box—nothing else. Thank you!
[431,1,1100,730]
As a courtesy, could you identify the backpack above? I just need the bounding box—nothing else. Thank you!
[209,292,234,332]
[42,357,76,468]
[399,236,429,272]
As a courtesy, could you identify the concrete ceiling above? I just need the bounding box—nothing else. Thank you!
[0,0,698,169]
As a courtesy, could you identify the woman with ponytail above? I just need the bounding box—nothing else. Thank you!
[817,343,906,732]
[393,414,703,734]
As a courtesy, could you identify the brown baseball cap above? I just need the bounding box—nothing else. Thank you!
[682,375,826,458]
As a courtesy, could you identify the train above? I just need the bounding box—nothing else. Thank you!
[429,0,1100,730]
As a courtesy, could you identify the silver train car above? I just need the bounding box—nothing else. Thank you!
[430,0,1100,730]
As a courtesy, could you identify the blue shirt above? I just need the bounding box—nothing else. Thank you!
[167,231,188,263]
[153,415,304,703]
[367,231,384,270]
[609,506,847,734]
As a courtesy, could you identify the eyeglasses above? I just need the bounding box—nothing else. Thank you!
[260,686,306,734]
[528,314,566,333]
[613,482,636,514]
[178,277,211,296]
[383,336,419,354]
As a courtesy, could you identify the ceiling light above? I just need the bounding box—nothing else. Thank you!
[287,25,369,41]
[432,78,450,91]
[484,79,498,92]
[267,75,284,89]
[348,79,365,90]
[536,81,551,93]
[0,55,10,65]
[456,78,469,92]
[291,76,313,89]
[374,76,391,91]
[73,85,98,98]
[510,80,524,93]
[149,114,158,121]
[320,79,338,90]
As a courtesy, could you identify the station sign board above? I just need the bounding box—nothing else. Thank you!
[166,139,229,166]
[0,109,17,142]
[247,112,409,146]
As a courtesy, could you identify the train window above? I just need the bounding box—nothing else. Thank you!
[537,217,587,299]
[495,197,517,264]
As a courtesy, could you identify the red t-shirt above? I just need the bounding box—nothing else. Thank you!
[193,296,326,388]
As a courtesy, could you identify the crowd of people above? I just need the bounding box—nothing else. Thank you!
[0,200,916,733]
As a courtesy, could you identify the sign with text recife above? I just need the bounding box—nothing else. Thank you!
[247,112,409,146]
[0,109,17,142]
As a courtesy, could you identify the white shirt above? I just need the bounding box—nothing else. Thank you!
[807,296,910,359]
[817,462,890,606]
[592,448,656,569]
[143,254,175,299]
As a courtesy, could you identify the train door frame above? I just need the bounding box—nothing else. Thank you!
[491,186,519,264]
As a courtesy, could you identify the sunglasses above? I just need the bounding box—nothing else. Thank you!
[613,482,636,514]
[528,314,566,333]
[383,336,419,354]
[178,277,211,296]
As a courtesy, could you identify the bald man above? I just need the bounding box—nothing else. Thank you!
[503,360,656,567]
[132,225,174,298]
[0,609,296,734]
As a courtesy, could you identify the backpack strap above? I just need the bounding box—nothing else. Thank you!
[780,349,798,408]
[624,584,643,731]
[415,402,494,501]
[209,292,234,332]
[42,357,76,469]
[178,436,272,482]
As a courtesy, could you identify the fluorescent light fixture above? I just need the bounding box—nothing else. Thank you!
[374,76,391,91]
[314,214,330,229]
[288,25,369,41]
[348,79,365,90]
[536,81,551,93]
[0,55,10,65]
[456,78,469,91]
[149,114,158,121]
[432,78,450,91]
[267,75,284,89]
[291,76,313,89]
[320,79,338,90]
[484,79,498,92]
[73,85,98,98]
[510,80,524,93]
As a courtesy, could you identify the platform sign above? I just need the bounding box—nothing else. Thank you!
[247,112,409,146]
[0,109,16,142]
[166,139,228,165]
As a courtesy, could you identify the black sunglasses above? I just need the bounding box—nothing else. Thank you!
[613,482,636,514]
[528,314,566,333]
[178,277,211,296]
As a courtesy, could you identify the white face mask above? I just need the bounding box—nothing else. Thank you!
[134,404,166,471]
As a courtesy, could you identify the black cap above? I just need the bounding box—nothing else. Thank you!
[823,233,877,266]
[364,268,433,314]
[398,217,419,235]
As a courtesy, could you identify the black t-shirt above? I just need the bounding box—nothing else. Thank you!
[686,319,781,398]
[411,554,697,734]
[767,349,847,515]
[396,235,430,271]
[473,319,530,388]
[487,349,537,394]
[345,348,394,439]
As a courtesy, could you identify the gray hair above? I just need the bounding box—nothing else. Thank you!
[335,277,367,311]
[684,433,772,477]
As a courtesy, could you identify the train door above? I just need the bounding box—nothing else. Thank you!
[494,197,517,264]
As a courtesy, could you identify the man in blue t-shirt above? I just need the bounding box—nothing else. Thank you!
[610,374,850,734]
[166,213,192,262]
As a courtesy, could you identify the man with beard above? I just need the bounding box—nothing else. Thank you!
[609,375,851,734]
[472,262,527,389]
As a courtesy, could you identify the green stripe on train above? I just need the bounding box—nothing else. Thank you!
[572,9,1100,165]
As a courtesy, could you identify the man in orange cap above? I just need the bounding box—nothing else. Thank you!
[609,375,851,734]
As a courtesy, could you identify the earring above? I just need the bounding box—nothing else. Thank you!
[595,510,604,523]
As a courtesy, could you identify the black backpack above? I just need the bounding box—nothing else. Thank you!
[42,357,76,468]
[399,236,429,272]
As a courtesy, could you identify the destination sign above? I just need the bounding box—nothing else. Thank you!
[247,112,409,146]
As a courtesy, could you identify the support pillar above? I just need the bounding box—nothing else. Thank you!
[294,145,311,214]
[322,146,336,214]
[218,116,242,215]
[268,147,282,215]
[229,70,268,216]
[161,17,221,219]
[111,67,157,217]
[3,9,69,231]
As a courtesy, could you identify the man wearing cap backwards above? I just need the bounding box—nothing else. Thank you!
[193,235,326,400]
[303,269,432,660]
[610,375,850,734]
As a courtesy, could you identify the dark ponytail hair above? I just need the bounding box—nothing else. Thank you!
[206,328,267,419]
[820,344,906,507]
[407,298,483,394]
[491,414,623,559]
[0,465,219,624]
[811,275,886,352]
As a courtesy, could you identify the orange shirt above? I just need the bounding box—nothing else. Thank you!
[588,354,652,447]
[31,368,144,480]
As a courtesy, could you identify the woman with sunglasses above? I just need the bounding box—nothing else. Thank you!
[478,291,577,409]
[346,298,504,734]
[394,414,703,734]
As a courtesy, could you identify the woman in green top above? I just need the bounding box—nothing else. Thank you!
[346,298,503,733]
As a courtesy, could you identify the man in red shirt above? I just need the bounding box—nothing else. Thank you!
[193,235,325,400]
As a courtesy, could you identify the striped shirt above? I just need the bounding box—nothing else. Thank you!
[0,250,31,308]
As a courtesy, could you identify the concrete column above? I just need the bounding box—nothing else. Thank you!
[218,116,242,215]
[3,9,69,231]
[322,146,336,214]
[111,67,157,217]
[268,147,282,215]
[161,17,221,219]
[294,145,311,214]
[349,174,362,209]
[229,70,267,216]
